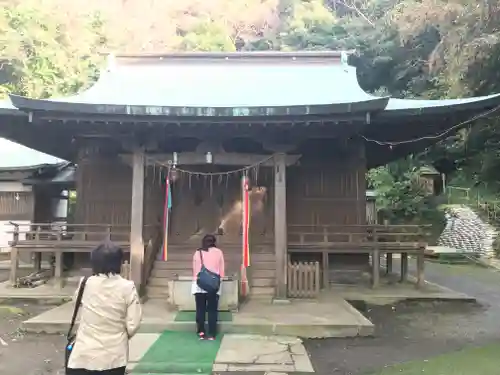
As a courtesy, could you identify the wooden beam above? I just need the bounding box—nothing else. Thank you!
[119,152,301,167]
[274,153,288,299]
[130,148,145,290]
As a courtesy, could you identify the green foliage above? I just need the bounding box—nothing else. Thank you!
[368,158,436,222]
[2,0,500,224]
[177,20,236,52]
[0,1,107,98]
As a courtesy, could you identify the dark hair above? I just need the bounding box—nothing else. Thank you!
[91,241,124,276]
[200,234,216,251]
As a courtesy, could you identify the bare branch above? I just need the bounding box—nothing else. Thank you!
[335,0,375,27]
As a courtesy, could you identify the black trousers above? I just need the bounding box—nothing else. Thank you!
[66,366,125,375]
[194,292,219,337]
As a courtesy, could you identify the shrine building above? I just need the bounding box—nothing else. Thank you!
[1,51,499,302]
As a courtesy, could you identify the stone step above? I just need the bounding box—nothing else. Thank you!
[151,268,192,278]
[250,269,276,279]
[251,278,275,287]
[250,286,275,295]
[149,277,170,287]
[249,261,276,270]
[145,285,168,298]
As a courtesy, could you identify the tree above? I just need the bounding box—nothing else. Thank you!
[0,1,108,99]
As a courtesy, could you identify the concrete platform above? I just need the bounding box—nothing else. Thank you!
[125,333,314,373]
[0,280,73,303]
[329,279,476,305]
[22,296,374,338]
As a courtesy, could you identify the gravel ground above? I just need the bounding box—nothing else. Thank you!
[0,270,66,375]
[2,262,500,375]
[305,261,500,375]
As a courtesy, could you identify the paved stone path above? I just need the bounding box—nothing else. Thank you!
[127,333,314,374]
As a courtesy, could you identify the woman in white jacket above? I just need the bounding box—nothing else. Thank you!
[67,241,143,375]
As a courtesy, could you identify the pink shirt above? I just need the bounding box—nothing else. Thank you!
[192,247,225,280]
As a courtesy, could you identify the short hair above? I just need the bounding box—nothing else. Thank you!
[201,234,216,250]
[91,241,123,276]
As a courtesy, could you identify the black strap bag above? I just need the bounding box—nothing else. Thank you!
[196,249,221,294]
[65,276,88,372]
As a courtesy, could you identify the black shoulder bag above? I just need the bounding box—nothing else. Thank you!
[196,249,221,294]
[65,276,88,371]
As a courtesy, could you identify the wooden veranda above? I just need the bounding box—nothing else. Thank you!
[7,221,428,293]
[7,222,162,289]
[288,224,428,289]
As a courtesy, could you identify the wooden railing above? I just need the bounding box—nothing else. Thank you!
[288,224,428,247]
[142,224,163,292]
[287,224,428,289]
[7,222,159,290]
[287,261,320,298]
[7,222,132,247]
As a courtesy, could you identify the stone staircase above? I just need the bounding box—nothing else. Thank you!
[146,245,276,302]
[438,205,497,259]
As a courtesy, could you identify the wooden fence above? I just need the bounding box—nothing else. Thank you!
[287,261,320,298]
[447,186,500,223]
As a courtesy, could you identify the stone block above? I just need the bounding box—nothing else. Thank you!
[167,277,239,311]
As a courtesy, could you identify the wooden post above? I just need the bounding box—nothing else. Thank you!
[274,153,288,299]
[372,249,380,288]
[371,227,380,288]
[54,229,63,289]
[33,226,42,271]
[416,227,426,288]
[314,261,320,297]
[386,253,393,274]
[9,225,19,286]
[416,248,425,288]
[322,251,329,289]
[130,148,145,291]
[400,252,408,282]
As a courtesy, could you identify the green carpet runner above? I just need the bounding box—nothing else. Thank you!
[130,330,222,374]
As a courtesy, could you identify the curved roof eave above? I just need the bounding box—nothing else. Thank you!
[9,94,390,118]
[9,53,390,118]
[381,93,500,117]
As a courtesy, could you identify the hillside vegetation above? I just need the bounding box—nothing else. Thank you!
[1,0,500,219]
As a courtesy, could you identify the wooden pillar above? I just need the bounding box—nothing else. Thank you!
[400,252,408,282]
[386,253,393,274]
[9,225,19,286]
[130,148,145,291]
[371,248,380,288]
[416,247,425,288]
[54,230,63,289]
[274,153,288,299]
